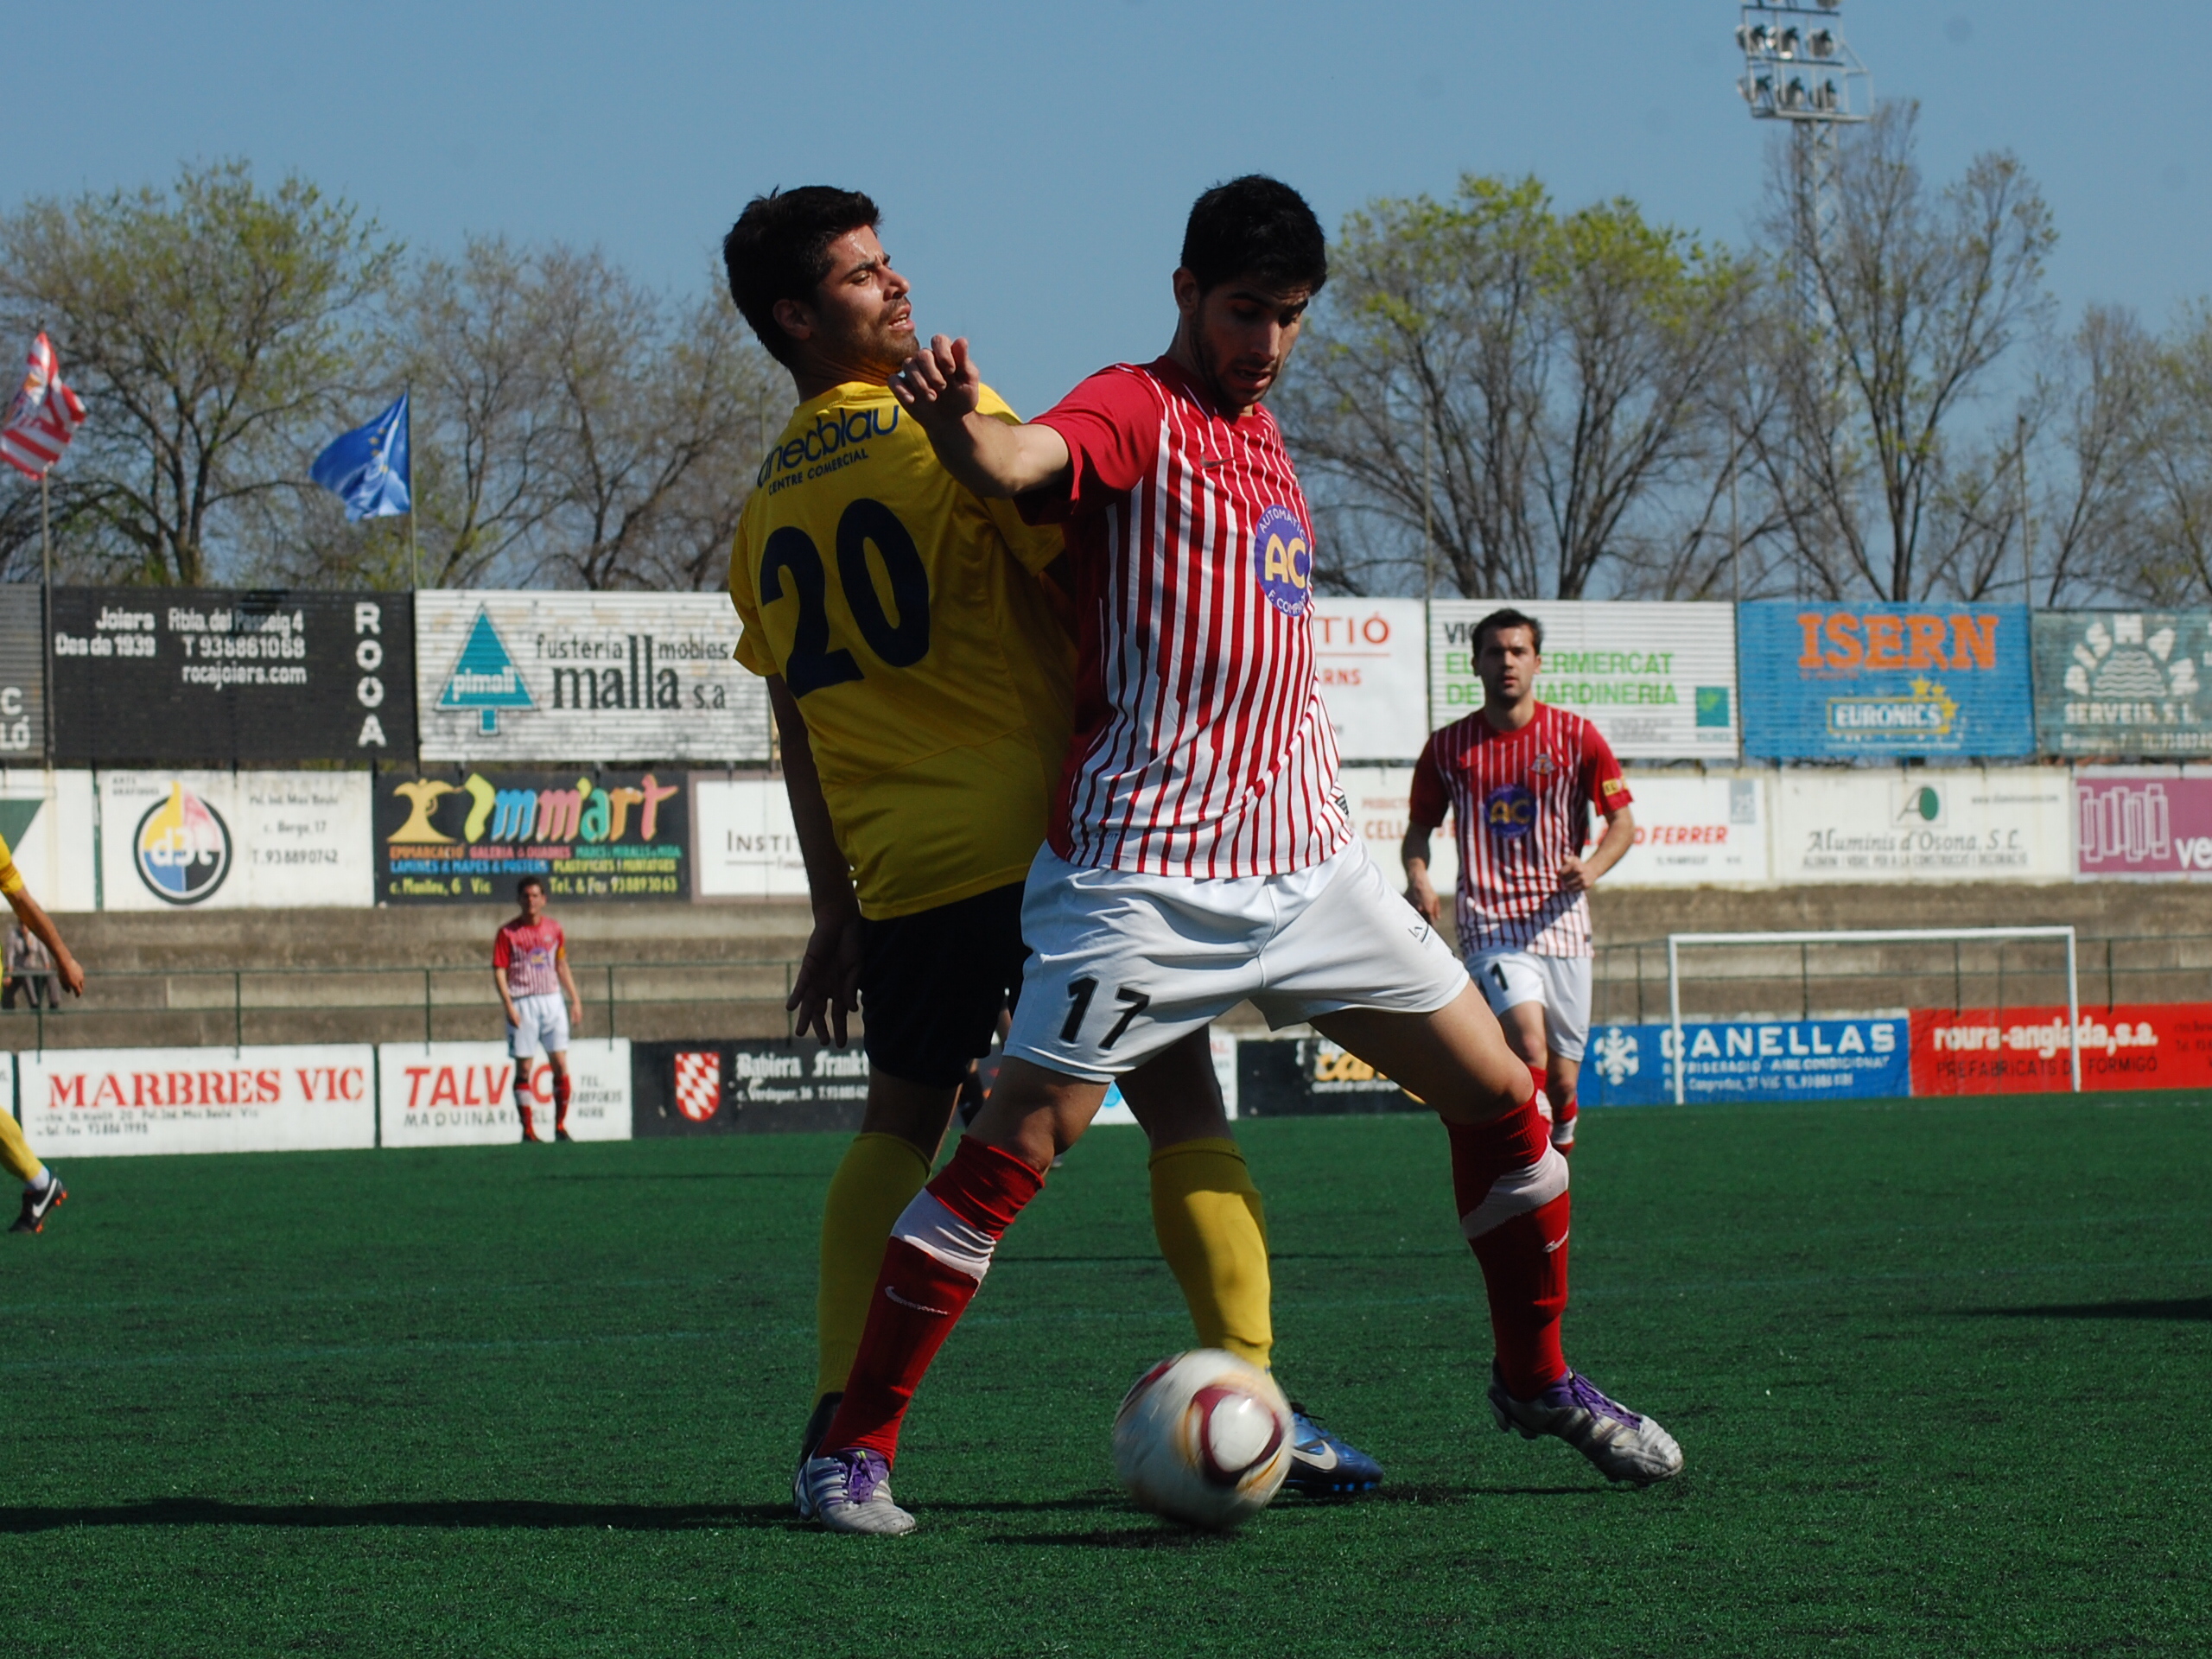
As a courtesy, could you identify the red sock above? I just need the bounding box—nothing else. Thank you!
[820,1137,1044,1464]
[553,1071,572,1130]
[1552,1088,1578,1151]
[1525,1064,1550,1128]
[1446,1094,1570,1399]
[1472,1192,1570,1397]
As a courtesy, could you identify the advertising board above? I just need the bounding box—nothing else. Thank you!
[18,1044,376,1156]
[376,1039,631,1147]
[1608,772,1770,887]
[0,770,96,912]
[375,766,687,904]
[50,588,412,764]
[630,1038,869,1136]
[0,586,44,761]
[2032,610,2212,758]
[1579,1015,1910,1106]
[1770,767,2070,884]
[1338,765,1457,899]
[1236,1036,1423,1116]
[1738,601,2035,759]
[1909,1003,2212,1094]
[1313,598,1427,761]
[1430,601,1738,760]
[415,592,769,764]
[689,776,809,899]
[2072,768,2212,877]
[96,771,374,910]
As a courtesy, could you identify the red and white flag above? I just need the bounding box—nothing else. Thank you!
[0,333,88,479]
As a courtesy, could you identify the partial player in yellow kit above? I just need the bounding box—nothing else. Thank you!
[0,830,86,1233]
[721,188,1379,1509]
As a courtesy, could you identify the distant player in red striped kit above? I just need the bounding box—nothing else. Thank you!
[493,876,584,1142]
[1404,608,1637,1156]
[797,177,1682,1535]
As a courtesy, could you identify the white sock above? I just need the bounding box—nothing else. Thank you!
[26,1167,51,1195]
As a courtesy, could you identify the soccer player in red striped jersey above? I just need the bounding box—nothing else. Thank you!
[796,177,1682,1535]
[1404,609,1638,1157]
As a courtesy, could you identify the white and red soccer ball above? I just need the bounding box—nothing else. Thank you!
[1112,1349,1294,1530]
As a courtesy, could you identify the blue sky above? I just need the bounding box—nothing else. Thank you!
[25,3,2210,416]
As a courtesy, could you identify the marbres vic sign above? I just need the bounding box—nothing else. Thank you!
[376,766,687,904]
[414,592,771,764]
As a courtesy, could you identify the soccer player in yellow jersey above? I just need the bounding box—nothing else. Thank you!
[721,188,1381,1509]
[0,829,86,1234]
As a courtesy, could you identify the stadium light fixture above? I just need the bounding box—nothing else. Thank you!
[1737,0,1871,126]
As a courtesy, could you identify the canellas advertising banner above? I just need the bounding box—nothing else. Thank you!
[50,588,412,764]
[1580,1016,1910,1106]
[376,1040,632,1147]
[1770,767,2070,884]
[19,1044,376,1156]
[1607,772,1771,887]
[0,587,45,762]
[376,766,687,904]
[415,592,770,764]
[1429,601,1738,760]
[1313,598,1427,762]
[689,775,810,899]
[0,770,96,912]
[2032,611,2212,758]
[97,772,374,910]
[1738,601,2034,759]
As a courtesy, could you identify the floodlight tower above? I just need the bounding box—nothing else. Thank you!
[1736,0,1872,333]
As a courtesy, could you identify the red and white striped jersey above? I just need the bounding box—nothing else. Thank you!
[493,917,568,998]
[1408,703,1630,956]
[1020,359,1350,877]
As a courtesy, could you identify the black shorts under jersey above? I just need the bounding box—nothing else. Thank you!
[859,881,1026,1089]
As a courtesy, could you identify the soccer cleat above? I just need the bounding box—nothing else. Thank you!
[1280,1402,1384,1496]
[519,1118,542,1144]
[10,1175,65,1235]
[801,1449,915,1535]
[1489,1363,1681,1485]
[555,1128,574,1143]
[791,1391,843,1518]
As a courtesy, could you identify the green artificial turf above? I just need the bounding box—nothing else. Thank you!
[1,1094,2206,1658]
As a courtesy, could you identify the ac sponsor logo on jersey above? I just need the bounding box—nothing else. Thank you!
[1484,783,1537,840]
[1252,504,1312,617]
[134,780,232,905]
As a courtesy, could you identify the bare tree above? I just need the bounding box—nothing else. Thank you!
[1755,103,2056,601]
[0,160,398,584]
[1281,175,1753,600]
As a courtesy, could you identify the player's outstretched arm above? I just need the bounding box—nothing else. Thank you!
[4,884,82,997]
[888,334,1071,499]
[1401,825,1444,924]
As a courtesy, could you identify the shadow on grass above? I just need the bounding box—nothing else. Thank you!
[535,1172,822,1184]
[1963,1297,2212,1322]
[0,1497,795,1534]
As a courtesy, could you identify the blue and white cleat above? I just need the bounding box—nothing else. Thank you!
[802,1449,917,1535]
[1280,1402,1384,1496]
[1488,1363,1682,1486]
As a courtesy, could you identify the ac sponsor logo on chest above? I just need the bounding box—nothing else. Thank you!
[1252,505,1312,617]
[1484,783,1537,840]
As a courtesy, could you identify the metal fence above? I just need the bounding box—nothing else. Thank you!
[0,959,810,1052]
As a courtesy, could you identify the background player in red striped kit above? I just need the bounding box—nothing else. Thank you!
[797,177,1682,1535]
[1404,609,1637,1155]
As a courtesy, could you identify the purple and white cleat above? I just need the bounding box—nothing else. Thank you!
[801,1448,917,1535]
[1488,1364,1683,1485]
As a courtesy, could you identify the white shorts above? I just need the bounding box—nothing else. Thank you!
[507,992,570,1059]
[1006,836,1470,1083]
[1464,947,1592,1063]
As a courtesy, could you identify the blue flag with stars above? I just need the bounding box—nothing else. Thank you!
[310,392,411,522]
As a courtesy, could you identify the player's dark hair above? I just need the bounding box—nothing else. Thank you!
[1180,175,1328,297]
[1474,607,1543,656]
[516,875,547,901]
[722,186,882,367]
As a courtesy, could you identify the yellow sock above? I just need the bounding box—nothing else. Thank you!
[815,1132,933,1402]
[0,1108,43,1185]
[1148,1137,1273,1370]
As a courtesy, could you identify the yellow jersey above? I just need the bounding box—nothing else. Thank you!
[0,831,22,897]
[728,380,1073,918]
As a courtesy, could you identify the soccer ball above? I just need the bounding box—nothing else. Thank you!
[1111,1349,1294,1530]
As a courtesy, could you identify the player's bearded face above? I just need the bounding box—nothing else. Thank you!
[807,228,916,381]
[1478,629,1541,705]
[1183,275,1311,412]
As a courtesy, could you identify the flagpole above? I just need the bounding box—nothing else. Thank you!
[39,469,52,763]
